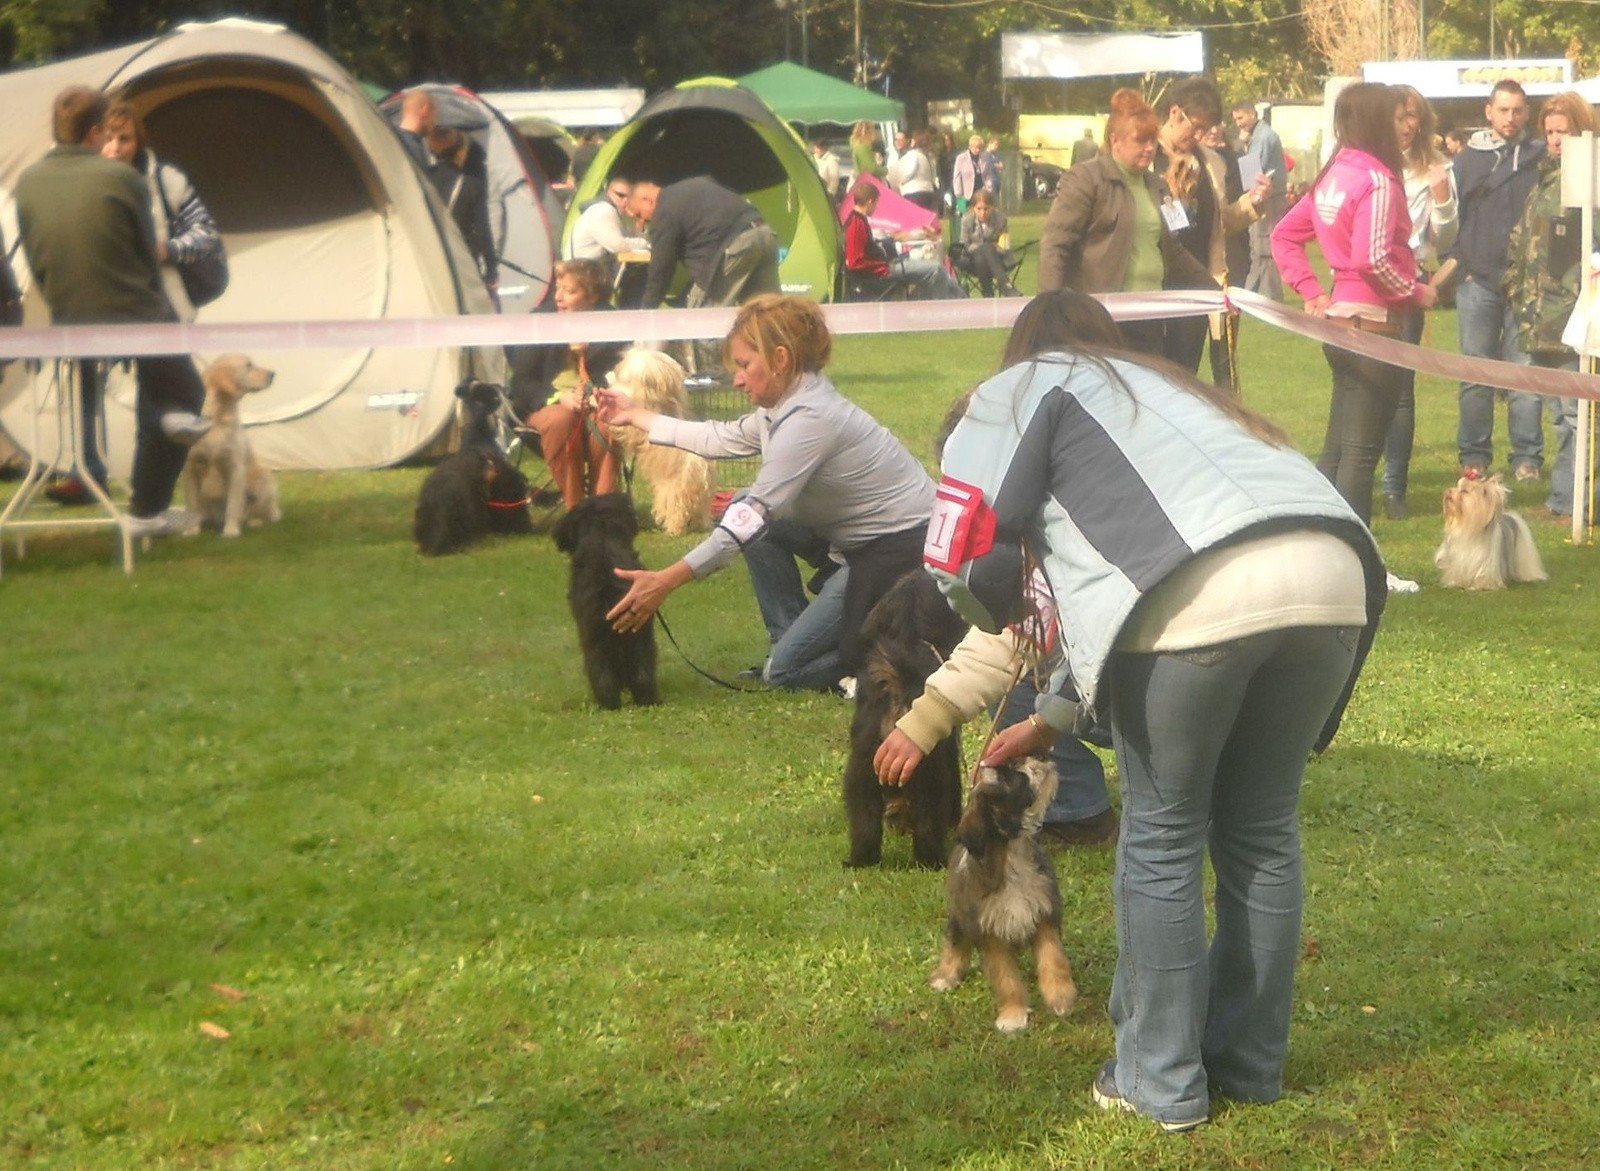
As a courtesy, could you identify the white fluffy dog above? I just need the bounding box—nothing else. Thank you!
[607,348,716,535]
[183,354,280,537]
[1435,473,1547,590]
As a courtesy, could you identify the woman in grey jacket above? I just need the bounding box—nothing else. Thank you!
[601,295,934,691]
[929,291,1385,1132]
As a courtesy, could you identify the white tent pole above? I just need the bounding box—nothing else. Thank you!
[1579,132,1598,546]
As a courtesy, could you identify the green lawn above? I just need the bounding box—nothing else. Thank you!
[2,224,1598,1169]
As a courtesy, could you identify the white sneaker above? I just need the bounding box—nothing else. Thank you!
[836,676,858,700]
[160,412,214,446]
[124,508,201,538]
[1386,571,1420,594]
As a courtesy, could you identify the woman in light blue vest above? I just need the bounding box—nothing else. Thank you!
[929,291,1386,1132]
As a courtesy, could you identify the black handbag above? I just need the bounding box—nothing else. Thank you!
[155,165,229,308]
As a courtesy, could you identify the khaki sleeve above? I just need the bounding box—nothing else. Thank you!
[1038,166,1097,292]
[895,628,1036,751]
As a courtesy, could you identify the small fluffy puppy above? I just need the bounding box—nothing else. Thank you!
[842,569,970,869]
[931,757,1078,1032]
[1435,473,1547,590]
[183,354,279,537]
[607,348,715,535]
[551,493,661,709]
[413,381,534,556]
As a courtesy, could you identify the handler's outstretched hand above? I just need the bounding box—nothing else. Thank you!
[606,559,693,633]
[596,387,652,431]
[874,729,925,786]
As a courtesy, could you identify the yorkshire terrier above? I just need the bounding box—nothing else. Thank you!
[606,348,716,536]
[930,757,1078,1032]
[1435,472,1547,590]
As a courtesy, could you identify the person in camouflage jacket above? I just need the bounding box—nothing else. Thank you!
[1502,91,1596,518]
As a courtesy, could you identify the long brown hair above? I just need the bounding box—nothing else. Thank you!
[1395,85,1442,173]
[1332,82,1405,179]
[1000,291,1290,447]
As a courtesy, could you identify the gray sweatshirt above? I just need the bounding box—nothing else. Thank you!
[647,371,935,577]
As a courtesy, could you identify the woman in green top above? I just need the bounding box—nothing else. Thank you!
[850,120,884,181]
[1037,88,1215,360]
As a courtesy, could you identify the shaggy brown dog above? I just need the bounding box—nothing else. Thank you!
[183,354,278,537]
[606,348,715,535]
[841,569,969,868]
[930,757,1078,1032]
[551,493,661,709]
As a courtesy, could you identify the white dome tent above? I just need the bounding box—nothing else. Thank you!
[0,17,501,473]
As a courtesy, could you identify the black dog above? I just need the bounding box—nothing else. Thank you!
[842,569,970,868]
[550,493,661,709]
[413,381,534,556]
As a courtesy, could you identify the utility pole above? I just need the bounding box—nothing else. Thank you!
[801,0,809,67]
[855,0,863,85]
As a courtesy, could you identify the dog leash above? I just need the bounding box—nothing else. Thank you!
[652,609,770,694]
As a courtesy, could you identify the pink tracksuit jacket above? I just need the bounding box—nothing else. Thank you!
[1271,147,1425,310]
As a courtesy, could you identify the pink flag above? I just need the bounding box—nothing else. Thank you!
[839,173,940,235]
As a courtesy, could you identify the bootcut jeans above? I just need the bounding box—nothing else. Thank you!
[1102,623,1360,1128]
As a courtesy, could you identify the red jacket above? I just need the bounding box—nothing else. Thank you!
[844,208,889,277]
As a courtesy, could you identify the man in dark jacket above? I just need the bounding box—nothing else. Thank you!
[1447,79,1547,478]
[14,86,210,532]
[628,177,781,309]
[425,124,498,296]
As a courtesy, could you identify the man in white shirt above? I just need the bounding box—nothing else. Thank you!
[565,175,648,280]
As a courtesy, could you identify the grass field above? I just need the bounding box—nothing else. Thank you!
[3,212,1599,1169]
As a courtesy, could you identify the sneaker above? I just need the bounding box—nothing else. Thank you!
[123,508,202,538]
[1092,1059,1205,1133]
[45,475,99,505]
[1385,571,1421,594]
[159,411,214,446]
[836,676,858,701]
[736,664,768,685]
[1513,464,1540,484]
[1039,808,1118,847]
[1383,493,1409,521]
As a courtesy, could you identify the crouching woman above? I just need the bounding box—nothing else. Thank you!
[598,294,934,691]
[929,290,1386,1131]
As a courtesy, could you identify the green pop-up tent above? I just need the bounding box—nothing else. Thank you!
[735,61,905,126]
[563,77,839,301]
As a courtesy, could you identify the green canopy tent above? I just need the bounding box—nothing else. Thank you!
[562,77,839,301]
[735,61,905,126]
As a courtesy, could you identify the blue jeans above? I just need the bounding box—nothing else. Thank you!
[1103,625,1359,1126]
[1533,353,1583,518]
[1381,309,1426,499]
[887,255,967,301]
[743,518,848,691]
[73,360,109,489]
[993,678,1109,824]
[1456,277,1541,472]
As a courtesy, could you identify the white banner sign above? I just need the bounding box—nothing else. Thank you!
[1000,32,1205,81]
